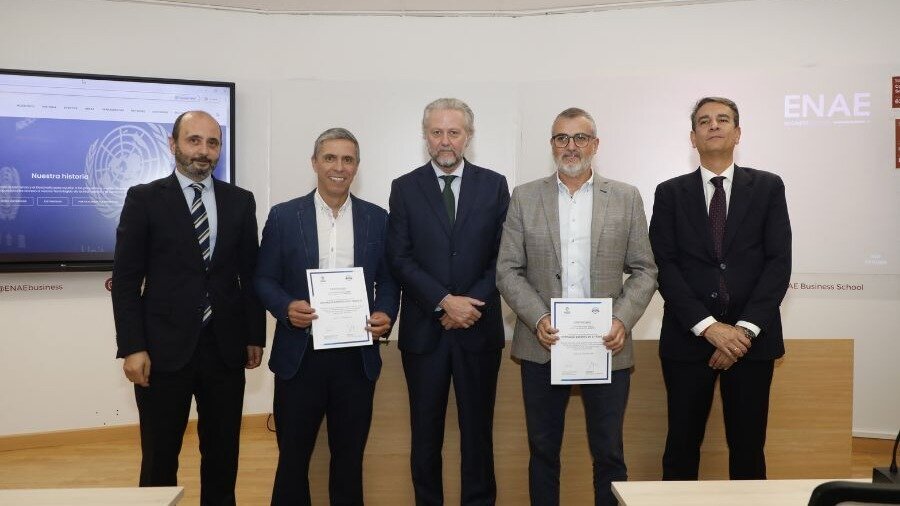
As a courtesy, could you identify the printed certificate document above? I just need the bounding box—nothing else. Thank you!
[306,267,371,350]
[550,298,612,385]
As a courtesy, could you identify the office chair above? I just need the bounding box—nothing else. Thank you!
[808,480,900,506]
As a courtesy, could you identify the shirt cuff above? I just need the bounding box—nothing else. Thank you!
[736,321,761,337]
[691,316,717,337]
[535,312,551,331]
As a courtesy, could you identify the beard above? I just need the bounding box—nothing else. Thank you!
[555,152,591,177]
[429,147,463,170]
[174,146,218,180]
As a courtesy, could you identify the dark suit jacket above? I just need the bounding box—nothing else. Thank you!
[254,191,399,381]
[112,172,265,372]
[387,160,510,354]
[649,166,791,361]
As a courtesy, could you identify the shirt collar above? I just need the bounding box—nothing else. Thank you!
[699,164,735,185]
[314,189,352,217]
[432,160,465,180]
[174,169,213,192]
[556,169,594,195]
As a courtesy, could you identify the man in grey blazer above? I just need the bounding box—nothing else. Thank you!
[496,107,657,506]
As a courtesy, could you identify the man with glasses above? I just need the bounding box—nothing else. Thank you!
[387,98,509,505]
[649,97,791,480]
[497,107,657,505]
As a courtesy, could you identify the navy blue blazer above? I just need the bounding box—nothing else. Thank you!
[649,166,792,361]
[387,160,510,354]
[255,191,400,381]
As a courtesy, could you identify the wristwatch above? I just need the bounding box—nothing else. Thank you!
[737,325,757,340]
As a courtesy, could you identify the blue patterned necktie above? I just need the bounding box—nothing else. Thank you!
[190,183,212,325]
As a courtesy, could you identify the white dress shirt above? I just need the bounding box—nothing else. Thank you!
[314,190,354,269]
[691,164,760,337]
[558,173,593,299]
[175,170,218,257]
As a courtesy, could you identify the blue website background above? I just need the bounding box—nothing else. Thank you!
[0,117,230,257]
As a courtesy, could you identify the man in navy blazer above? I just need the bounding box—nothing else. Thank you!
[255,128,399,505]
[387,98,510,505]
[649,97,792,480]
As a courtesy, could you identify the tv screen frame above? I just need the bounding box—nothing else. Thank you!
[0,68,236,273]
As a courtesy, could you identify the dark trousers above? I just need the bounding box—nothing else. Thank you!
[402,335,502,506]
[134,328,245,506]
[520,361,630,506]
[271,344,375,506]
[661,357,775,480]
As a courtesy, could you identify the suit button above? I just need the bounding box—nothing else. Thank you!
[451,251,458,256]
[720,263,726,270]
[711,292,718,299]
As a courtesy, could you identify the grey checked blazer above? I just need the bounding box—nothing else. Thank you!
[496,172,658,370]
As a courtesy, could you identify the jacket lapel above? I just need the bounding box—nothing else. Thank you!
[297,191,319,269]
[453,161,477,234]
[539,175,562,271]
[350,194,368,267]
[681,168,716,261]
[162,172,205,270]
[589,173,610,295]
[209,178,228,268]
[413,163,453,237]
[723,165,753,255]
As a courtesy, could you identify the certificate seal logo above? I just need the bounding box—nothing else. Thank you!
[84,123,173,219]
[0,166,22,221]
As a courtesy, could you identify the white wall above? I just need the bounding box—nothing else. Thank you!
[0,0,897,438]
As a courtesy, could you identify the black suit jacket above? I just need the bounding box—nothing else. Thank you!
[387,160,510,354]
[649,166,791,361]
[112,172,266,372]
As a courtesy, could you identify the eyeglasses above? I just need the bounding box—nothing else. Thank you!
[551,133,595,148]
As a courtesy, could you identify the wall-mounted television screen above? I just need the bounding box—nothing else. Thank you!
[0,69,235,272]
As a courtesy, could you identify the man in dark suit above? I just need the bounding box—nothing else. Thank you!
[649,97,792,480]
[387,98,510,505]
[112,110,265,505]
[255,128,400,506]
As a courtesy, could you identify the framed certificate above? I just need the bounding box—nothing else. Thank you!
[550,298,613,385]
[306,267,372,349]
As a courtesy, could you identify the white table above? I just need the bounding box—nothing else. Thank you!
[0,486,183,505]
[612,478,867,506]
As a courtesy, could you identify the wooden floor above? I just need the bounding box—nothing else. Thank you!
[0,340,883,504]
[0,426,891,505]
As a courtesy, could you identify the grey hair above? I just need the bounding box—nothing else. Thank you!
[312,127,360,161]
[553,107,597,136]
[691,97,739,131]
[422,98,475,136]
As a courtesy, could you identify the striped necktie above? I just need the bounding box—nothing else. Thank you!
[190,183,212,325]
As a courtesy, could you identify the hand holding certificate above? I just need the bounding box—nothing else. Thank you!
[307,267,372,349]
[550,298,613,385]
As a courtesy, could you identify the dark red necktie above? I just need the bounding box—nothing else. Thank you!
[709,176,729,306]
